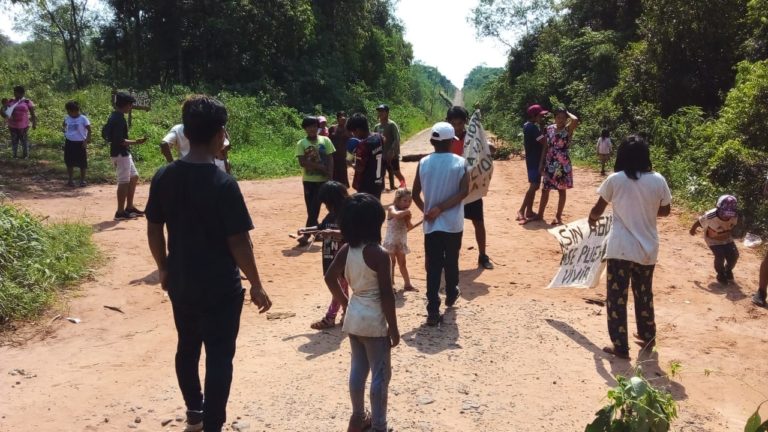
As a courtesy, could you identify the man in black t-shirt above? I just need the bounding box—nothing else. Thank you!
[105,92,148,220]
[347,113,385,200]
[146,95,272,432]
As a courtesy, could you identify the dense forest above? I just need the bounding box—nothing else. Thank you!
[0,0,455,180]
[471,0,768,233]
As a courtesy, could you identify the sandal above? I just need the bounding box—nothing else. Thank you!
[296,235,311,247]
[515,212,526,221]
[347,412,372,432]
[550,218,563,226]
[753,293,767,308]
[602,346,630,359]
[310,317,335,330]
[403,285,418,292]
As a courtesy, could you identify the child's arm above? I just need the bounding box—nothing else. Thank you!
[689,220,702,236]
[227,232,272,313]
[297,155,327,172]
[363,244,399,348]
[389,206,412,221]
[85,125,92,146]
[425,171,469,221]
[124,137,147,146]
[412,164,425,213]
[324,245,350,310]
[404,213,414,230]
[147,221,169,291]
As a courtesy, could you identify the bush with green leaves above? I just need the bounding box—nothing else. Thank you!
[745,401,768,432]
[585,371,678,432]
[0,201,98,324]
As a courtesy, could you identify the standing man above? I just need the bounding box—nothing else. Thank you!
[296,116,335,246]
[517,104,549,224]
[1,85,37,159]
[146,95,272,432]
[374,104,406,190]
[328,111,350,187]
[446,106,494,269]
[347,113,385,199]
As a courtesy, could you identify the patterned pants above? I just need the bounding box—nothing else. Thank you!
[606,259,656,354]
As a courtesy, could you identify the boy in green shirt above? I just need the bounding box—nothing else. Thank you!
[296,116,335,246]
[375,104,406,190]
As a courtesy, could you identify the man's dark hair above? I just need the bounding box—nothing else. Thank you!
[65,100,80,112]
[182,95,228,145]
[340,193,385,247]
[13,85,24,95]
[301,116,319,129]
[614,135,652,180]
[446,106,468,122]
[114,92,136,108]
[430,138,454,148]
[336,111,346,118]
[345,113,370,135]
[318,181,350,215]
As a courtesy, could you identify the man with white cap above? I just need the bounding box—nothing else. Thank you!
[412,122,469,326]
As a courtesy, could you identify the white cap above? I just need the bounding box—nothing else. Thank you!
[431,122,458,141]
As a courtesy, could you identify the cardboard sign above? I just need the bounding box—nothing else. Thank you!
[547,215,613,288]
[463,109,493,204]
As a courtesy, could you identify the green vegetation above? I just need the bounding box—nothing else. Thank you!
[1,0,455,183]
[462,66,504,109]
[471,0,768,235]
[0,198,98,324]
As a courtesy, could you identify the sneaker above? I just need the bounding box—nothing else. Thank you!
[725,269,734,281]
[716,272,728,284]
[125,207,145,216]
[114,211,137,221]
[426,314,443,327]
[753,293,767,308]
[183,410,203,432]
[445,288,461,307]
[478,254,494,270]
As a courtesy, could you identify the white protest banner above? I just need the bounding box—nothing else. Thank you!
[547,215,613,288]
[463,109,494,204]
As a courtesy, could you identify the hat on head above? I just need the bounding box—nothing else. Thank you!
[716,194,738,218]
[376,104,389,112]
[318,116,327,124]
[115,92,136,105]
[527,104,549,118]
[431,122,458,141]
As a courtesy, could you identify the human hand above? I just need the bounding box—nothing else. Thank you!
[689,227,698,236]
[250,285,272,313]
[401,209,412,219]
[425,207,441,221]
[588,216,598,229]
[158,268,169,291]
[388,327,400,348]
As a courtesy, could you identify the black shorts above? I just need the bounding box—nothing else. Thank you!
[464,198,484,221]
[64,139,88,168]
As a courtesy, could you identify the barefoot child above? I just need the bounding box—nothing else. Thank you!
[324,193,399,432]
[62,100,91,187]
[689,195,739,284]
[383,188,416,292]
[597,128,613,176]
[298,181,350,330]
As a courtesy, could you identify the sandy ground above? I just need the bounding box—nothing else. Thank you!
[1,131,767,432]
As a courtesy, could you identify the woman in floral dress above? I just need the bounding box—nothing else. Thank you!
[537,107,579,225]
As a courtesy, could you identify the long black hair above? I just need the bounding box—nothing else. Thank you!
[614,134,652,180]
[318,181,349,215]
[339,193,385,247]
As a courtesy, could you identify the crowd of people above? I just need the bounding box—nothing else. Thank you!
[3,86,768,432]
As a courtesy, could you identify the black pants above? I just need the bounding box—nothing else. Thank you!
[710,242,739,274]
[303,181,325,227]
[606,259,656,355]
[425,231,462,318]
[172,290,244,431]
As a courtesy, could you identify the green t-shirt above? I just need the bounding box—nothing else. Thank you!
[374,120,400,156]
[295,136,336,182]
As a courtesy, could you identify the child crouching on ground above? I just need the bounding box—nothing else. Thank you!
[383,187,416,292]
[690,194,739,284]
[324,193,399,432]
[298,181,350,330]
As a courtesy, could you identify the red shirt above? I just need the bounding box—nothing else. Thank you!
[451,130,466,156]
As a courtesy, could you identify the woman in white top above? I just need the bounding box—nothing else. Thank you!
[324,193,399,432]
[587,135,672,359]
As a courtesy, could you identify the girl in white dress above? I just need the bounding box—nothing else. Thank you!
[383,188,416,291]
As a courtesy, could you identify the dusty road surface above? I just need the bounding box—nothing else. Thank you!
[1,131,767,431]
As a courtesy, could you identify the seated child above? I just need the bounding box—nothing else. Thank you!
[690,194,739,284]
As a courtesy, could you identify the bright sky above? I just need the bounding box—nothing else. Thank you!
[395,0,509,88]
[0,0,509,89]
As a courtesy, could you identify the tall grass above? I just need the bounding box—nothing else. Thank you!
[0,200,98,324]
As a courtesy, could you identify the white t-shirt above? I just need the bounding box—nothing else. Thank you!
[598,171,672,265]
[597,137,612,155]
[162,124,190,158]
[418,152,467,234]
[64,115,90,142]
[699,209,737,246]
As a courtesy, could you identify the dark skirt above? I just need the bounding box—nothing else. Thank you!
[64,139,88,168]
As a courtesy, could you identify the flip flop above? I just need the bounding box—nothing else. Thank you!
[602,346,630,359]
[551,219,564,226]
[515,212,526,221]
[403,285,419,292]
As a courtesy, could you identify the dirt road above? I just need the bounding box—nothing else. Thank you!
[1,132,767,431]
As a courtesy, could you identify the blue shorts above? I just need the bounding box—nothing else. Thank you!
[527,167,541,184]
